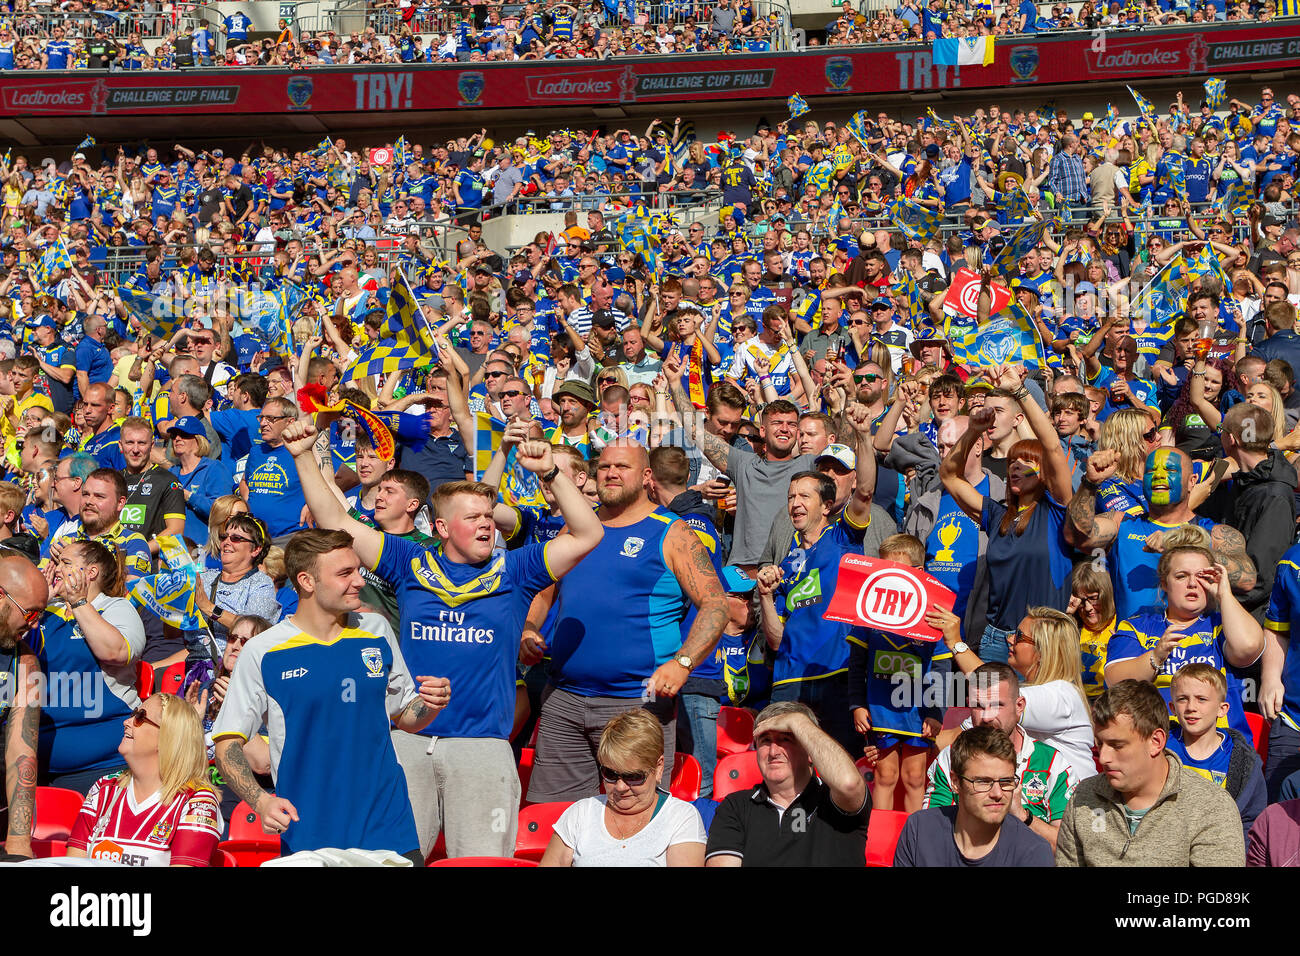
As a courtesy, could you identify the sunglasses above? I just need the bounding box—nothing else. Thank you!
[485,370,508,378]
[0,585,39,628]
[1009,628,1036,649]
[854,373,882,383]
[498,389,524,399]
[220,531,256,545]
[599,765,649,786]
[1143,427,1160,443]
[130,707,160,729]
[257,414,292,423]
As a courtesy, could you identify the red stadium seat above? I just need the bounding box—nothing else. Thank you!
[669,752,702,801]
[713,751,763,800]
[865,809,909,867]
[135,660,155,700]
[32,838,67,858]
[227,800,279,847]
[210,847,238,867]
[1245,712,1269,764]
[716,707,754,755]
[218,839,280,867]
[517,747,535,805]
[429,856,537,867]
[514,801,572,862]
[33,786,85,841]
[157,661,186,695]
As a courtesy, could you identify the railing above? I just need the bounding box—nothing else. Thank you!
[480,185,730,219]
[5,7,185,40]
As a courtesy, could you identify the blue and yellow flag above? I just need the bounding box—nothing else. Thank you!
[342,335,427,383]
[78,135,96,150]
[1128,85,1157,129]
[993,184,1034,224]
[986,215,1058,278]
[310,136,332,158]
[846,110,872,149]
[474,411,507,480]
[37,236,73,284]
[946,298,1044,370]
[119,283,186,340]
[889,271,926,326]
[788,93,810,119]
[1133,256,1197,328]
[886,195,942,245]
[381,269,434,353]
[129,535,208,631]
[806,160,834,194]
[1204,77,1226,111]
[394,135,410,167]
[832,144,855,174]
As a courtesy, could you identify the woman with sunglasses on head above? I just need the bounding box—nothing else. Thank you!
[540,709,705,867]
[65,692,222,866]
[201,494,248,572]
[195,513,281,654]
[35,540,146,795]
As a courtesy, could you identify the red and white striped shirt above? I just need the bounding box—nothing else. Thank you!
[68,775,223,867]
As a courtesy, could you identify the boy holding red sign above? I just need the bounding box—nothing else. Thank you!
[847,534,953,814]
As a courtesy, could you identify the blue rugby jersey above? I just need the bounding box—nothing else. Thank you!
[212,612,420,855]
[549,510,688,698]
[34,596,145,775]
[1265,545,1300,732]
[374,533,554,738]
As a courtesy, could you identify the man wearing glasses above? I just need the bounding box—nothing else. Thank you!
[897,725,1054,866]
[241,397,311,545]
[187,328,236,399]
[925,663,1073,851]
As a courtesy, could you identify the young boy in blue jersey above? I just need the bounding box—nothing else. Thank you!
[848,534,950,814]
[1168,662,1266,841]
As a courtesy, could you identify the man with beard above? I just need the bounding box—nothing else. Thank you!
[0,556,48,859]
[50,469,151,585]
[525,442,728,803]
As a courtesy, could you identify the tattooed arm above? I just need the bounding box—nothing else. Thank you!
[1063,450,1123,551]
[664,353,735,474]
[215,737,299,837]
[1210,522,1257,596]
[648,521,728,698]
[393,676,451,734]
[4,642,39,857]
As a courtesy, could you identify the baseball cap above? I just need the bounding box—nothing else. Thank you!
[721,566,757,594]
[512,269,534,284]
[590,309,617,331]
[972,216,996,230]
[30,314,57,330]
[869,297,893,311]
[815,443,856,470]
[72,152,86,161]
[233,333,267,366]
[605,267,627,282]
[1261,213,1283,229]
[167,415,207,439]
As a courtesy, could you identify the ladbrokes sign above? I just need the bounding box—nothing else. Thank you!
[1,78,238,114]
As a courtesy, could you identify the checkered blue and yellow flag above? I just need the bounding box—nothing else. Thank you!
[37,236,73,285]
[986,215,1058,278]
[78,135,96,150]
[787,93,810,120]
[885,196,942,245]
[946,298,1044,370]
[119,283,186,339]
[806,160,834,194]
[474,411,507,480]
[993,184,1034,224]
[381,270,434,358]
[832,144,854,174]
[846,110,872,149]
[1204,78,1226,111]
[342,336,427,383]
[394,135,410,167]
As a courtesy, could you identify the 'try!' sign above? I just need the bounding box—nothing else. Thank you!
[822,555,956,642]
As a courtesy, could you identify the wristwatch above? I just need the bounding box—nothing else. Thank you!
[673,653,694,671]
[540,465,560,483]
[953,641,970,654]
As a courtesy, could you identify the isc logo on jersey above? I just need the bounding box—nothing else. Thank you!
[361,647,384,677]
[281,667,309,680]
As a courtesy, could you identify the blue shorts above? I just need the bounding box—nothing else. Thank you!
[870,731,933,752]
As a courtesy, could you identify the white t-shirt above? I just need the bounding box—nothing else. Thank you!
[551,795,706,867]
[1019,680,1096,782]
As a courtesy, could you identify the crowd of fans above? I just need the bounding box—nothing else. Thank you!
[2,0,1298,71]
[5,75,1300,869]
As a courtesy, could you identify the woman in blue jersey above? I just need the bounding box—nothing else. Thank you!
[1104,544,1264,740]
[37,540,146,793]
[940,363,1075,663]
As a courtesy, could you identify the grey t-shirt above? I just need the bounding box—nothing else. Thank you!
[726,449,817,566]
[893,806,1055,867]
[199,568,283,651]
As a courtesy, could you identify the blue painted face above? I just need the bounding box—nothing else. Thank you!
[1144,448,1184,507]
